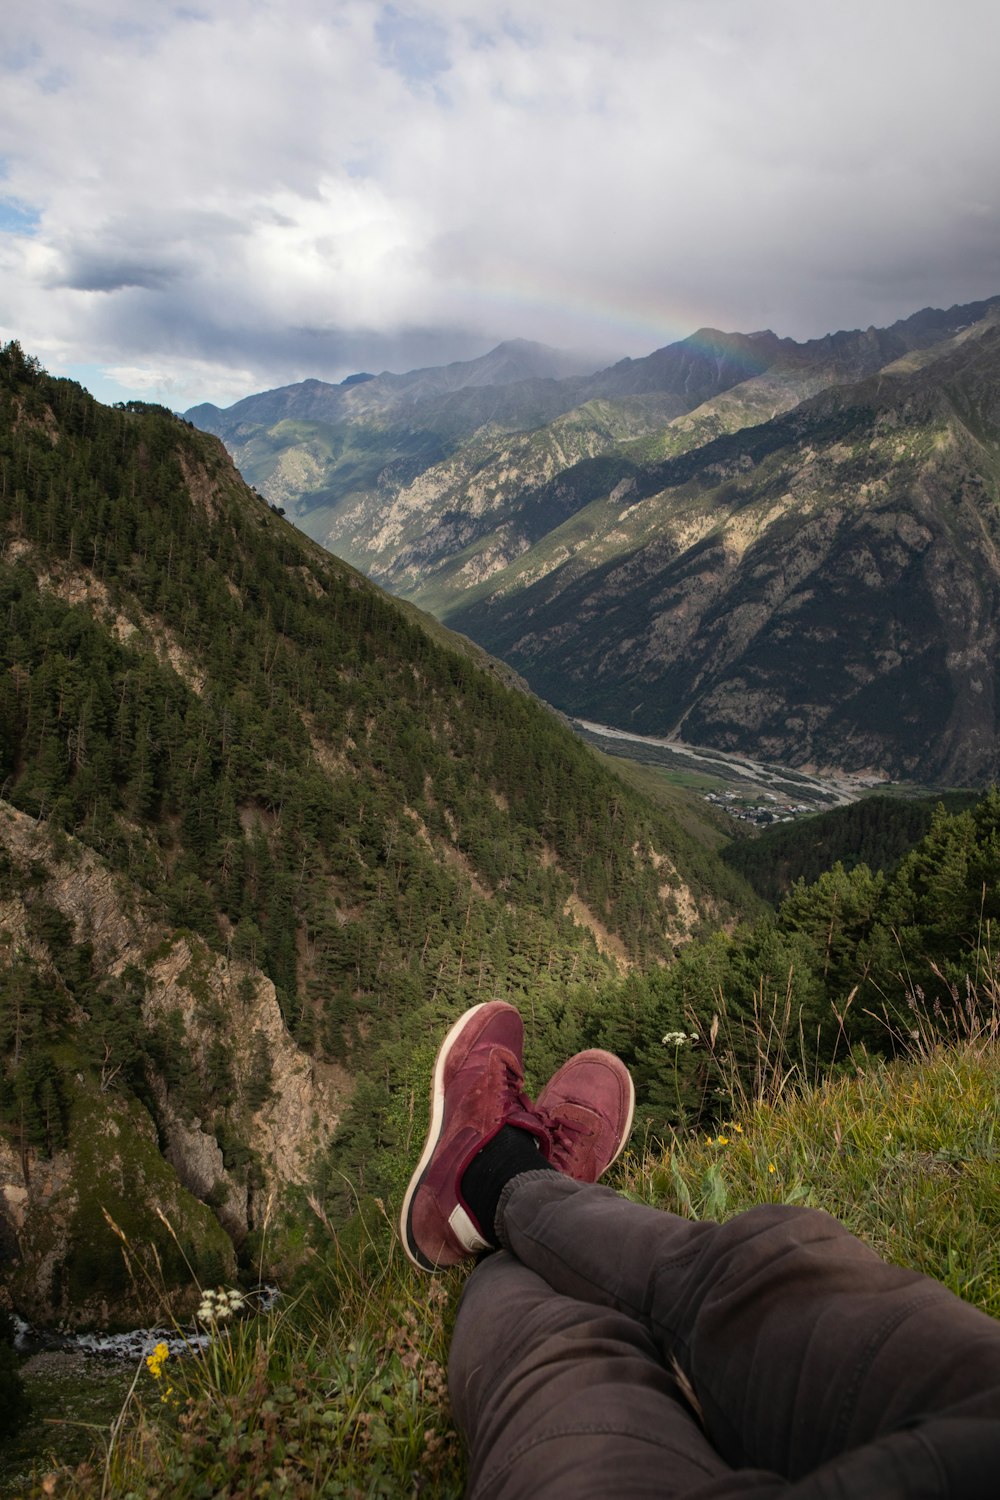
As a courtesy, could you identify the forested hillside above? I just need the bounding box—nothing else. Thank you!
[722,792,981,905]
[5,338,998,1324]
[565,793,1000,1131]
[0,341,740,1326]
[14,785,1000,1494]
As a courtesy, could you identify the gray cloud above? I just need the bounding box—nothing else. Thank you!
[55,256,179,292]
[1,0,998,409]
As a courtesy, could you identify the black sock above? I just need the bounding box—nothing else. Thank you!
[461,1125,555,1245]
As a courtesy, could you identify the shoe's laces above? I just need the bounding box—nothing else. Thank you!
[534,1106,586,1170]
[499,1057,575,1163]
[501,1056,537,1118]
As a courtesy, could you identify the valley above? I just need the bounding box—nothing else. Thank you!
[572,719,888,823]
[6,1,1000,1489]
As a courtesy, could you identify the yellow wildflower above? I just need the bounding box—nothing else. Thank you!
[716,1135,729,1146]
[146,1342,170,1380]
[733,1124,743,1135]
[767,1163,776,1174]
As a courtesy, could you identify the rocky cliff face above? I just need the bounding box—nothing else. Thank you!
[0,802,348,1325]
[187,298,999,590]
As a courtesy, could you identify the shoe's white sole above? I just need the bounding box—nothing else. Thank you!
[399,1001,493,1272]
[605,1069,636,1175]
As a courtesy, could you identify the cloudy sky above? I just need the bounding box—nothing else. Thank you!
[2,0,999,410]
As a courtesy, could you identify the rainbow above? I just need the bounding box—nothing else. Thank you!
[445,267,722,357]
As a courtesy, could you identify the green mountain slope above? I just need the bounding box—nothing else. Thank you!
[22,815,1000,1495]
[0,342,741,1326]
[720,791,982,905]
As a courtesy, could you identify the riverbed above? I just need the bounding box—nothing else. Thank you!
[573,719,889,808]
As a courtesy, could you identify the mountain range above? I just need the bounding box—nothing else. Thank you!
[188,297,1000,785]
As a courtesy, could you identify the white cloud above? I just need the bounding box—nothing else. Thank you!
[1,0,998,408]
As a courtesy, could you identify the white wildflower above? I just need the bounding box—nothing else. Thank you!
[197,1286,246,1324]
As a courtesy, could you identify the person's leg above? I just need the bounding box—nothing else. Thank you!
[402,1006,1000,1494]
[450,1249,788,1500]
[496,1171,1000,1494]
[402,1008,777,1496]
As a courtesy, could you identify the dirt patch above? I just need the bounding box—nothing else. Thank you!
[10,398,59,446]
[646,844,699,940]
[238,804,279,838]
[18,550,207,696]
[661,880,699,938]
[177,449,222,520]
[562,894,630,972]
[291,565,325,598]
[307,732,352,779]
[539,843,559,870]
[403,807,492,899]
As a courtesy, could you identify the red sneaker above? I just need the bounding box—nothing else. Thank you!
[400,1002,546,1272]
[535,1050,635,1182]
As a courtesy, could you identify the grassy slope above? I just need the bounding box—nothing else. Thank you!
[27,1023,999,1498]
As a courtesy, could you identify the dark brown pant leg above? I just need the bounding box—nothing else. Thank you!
[473,1171,1000,1496]
[450,1251,787,1500]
